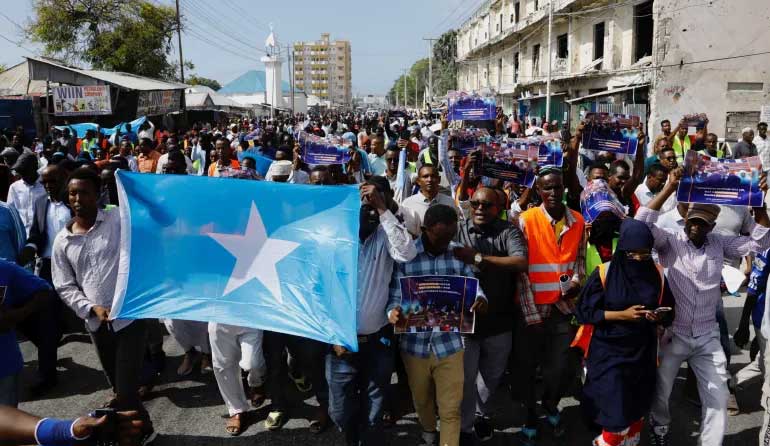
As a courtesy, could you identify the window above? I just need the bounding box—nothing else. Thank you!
[514,51,520,83]
[557,33,568,59]
[634,1,653,61]
[510,13,514,22]
[727,82,764,91]
[500,13,503,31]
[594,22,605,69]
[533,44,541,76]
[534,0,539,10]
[514,2,520,22]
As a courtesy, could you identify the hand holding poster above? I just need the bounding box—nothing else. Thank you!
[447,91,496,121]
[299,132,351,165]
[479,140,538,186]
[580,179,627,223]
[396,275,478,334]
[535,137,564,168]
[676,150,764,207]
[581,113,640,155]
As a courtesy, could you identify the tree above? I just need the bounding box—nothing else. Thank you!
[432,30,457,98]
[27,0,189,81]
[188,75,222,91]
[388,58,430,109]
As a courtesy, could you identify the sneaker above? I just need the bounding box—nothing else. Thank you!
[288,370,313,393]
[649,424,668,446]
[473,418,493,442]
[418,430,437,446]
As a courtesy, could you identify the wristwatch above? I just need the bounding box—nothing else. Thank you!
[473,252,483,266]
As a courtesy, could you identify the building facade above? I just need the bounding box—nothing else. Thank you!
[455,0,770,141]
[293,33,352,107]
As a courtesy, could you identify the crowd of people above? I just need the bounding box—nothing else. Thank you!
[1,107,770,446]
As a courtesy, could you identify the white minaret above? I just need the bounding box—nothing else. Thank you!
[261,25,284,115]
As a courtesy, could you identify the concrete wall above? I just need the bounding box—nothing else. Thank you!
[649,0,770,140]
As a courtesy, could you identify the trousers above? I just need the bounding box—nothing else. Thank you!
[460,331,512,433]
[89,320,148,415]
[263,331,328,411]
[651,330,728,446]
[402,350,464,446]
[208,322,267,416]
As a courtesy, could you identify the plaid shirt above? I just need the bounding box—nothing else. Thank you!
[513,205,587,326]
[387,239,486,358]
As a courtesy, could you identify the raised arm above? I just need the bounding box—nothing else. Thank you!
[623,124,648,201]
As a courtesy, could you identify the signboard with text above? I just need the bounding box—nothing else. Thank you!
[52,85,112,116]
[137,90,182,116]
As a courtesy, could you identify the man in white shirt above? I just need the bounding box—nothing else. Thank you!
[155,138,194,174]
[137,120,155,142]
[7,153,47,237]
[401,165,461,225]
[755,122,769,171]
[118,140,138,172]
[634,163,676,213]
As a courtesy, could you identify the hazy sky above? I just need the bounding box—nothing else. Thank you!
[0,0,482,95]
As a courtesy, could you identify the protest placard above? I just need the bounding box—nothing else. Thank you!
[536,138,564,168]
[396,275,478,334]
[479,140,538,186]
[447,91,496,121]
[52,85,112,116]
[299,132,350,165]
[676,150,764,207]
[581,113,640,155]
[449,128,490,155]
[580,179,627,223]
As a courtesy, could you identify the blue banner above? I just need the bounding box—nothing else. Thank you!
[447,92,496,121]
[111,172,361,350]
[581,113,640,155]
[300,133,351,165]
[55,116,147,138]
[676,150,764,207]
[449,128,491,156]
[396,275,478,334]
[479,141,538,187]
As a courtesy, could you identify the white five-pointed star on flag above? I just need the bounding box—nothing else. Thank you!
[207,202,300,303]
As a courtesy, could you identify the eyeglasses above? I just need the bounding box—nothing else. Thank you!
[469,200,496,209]
[626,252,652,261]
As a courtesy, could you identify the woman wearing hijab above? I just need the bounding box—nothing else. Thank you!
[575,218,675,446]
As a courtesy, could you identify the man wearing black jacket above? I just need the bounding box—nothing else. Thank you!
[16,165,71,395]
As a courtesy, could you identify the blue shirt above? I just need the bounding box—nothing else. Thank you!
[749,249,770,329]
[0,259,50,378]
[387,239,485,358]
[0,202,25,261]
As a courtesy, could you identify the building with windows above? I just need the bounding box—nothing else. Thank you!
[293,33,352,108]
[455,0,770,140]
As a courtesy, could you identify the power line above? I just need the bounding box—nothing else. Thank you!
[182,0,267,54]
[430,0,477,34]
[0,31,36,54]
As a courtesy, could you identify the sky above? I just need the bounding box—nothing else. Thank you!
[0,0,483,95]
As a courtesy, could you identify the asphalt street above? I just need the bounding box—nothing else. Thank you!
[17,293,765,445]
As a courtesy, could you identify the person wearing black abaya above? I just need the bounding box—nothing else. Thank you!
[575,218,675,446]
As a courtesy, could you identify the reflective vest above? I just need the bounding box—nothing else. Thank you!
[672,135,691,160]
[571,261,665,358]
[585,237,618,280]
[698,148,725,158]
[521,206,585,305]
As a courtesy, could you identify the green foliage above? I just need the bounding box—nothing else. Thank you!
[387,29,457,107]
[188,75,222,91]
[28,0,190,81]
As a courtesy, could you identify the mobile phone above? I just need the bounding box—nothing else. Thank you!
[654,307,673,314]
[88,408,116,420]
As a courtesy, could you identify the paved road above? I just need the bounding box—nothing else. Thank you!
[17,294,764,445]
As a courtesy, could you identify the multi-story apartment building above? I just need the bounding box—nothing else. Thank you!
[456,0,770,140]
[293,33,352,107]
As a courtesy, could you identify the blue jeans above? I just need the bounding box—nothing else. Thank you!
[325,327,394,446]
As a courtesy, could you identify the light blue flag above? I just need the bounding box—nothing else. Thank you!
[111,171,360,350]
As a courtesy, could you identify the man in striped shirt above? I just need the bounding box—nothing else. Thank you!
[636,167,770,446]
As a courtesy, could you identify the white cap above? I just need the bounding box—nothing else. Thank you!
[266,160,293,178]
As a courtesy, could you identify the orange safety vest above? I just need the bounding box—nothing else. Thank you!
[521,206,585,305]
[571,261,665,358]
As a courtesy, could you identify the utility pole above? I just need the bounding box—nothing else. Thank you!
[422,38,438,105]
[287,44,295,115]
[403,69,408,110]
[545,0,553,123]
[175,0,184,83]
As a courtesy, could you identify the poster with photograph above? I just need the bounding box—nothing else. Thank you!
[536,138,564,168]
[580,179,628,223]
[581,113,640,155]
[299,132,351,165]
[395,275,478,334]
[479,140,538,186]
[447,91,496,121]
[677,150,764,207]
[450,128,490,156]
[52,85,112,116]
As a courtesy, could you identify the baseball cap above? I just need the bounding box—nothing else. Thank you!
[686,203,720,225]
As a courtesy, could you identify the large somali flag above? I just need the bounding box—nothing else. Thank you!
[111,171,360,350]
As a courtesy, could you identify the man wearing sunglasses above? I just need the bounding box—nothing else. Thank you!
[452,187,527,443]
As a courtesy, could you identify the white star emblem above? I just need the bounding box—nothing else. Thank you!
[207,202,300,303]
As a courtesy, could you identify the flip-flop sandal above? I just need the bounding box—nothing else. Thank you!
[264,411,286,431]
[309,416,329,434]
[288,371,313,393]
[226,414,243,436]
[727,393,740,416]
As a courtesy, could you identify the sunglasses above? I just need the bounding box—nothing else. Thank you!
[469,200,496,209]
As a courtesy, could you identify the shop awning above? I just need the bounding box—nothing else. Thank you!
[565,83,649,104]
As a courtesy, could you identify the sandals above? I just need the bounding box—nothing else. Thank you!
[177,350,201,377]
[264,411,286,431]
[309,411,330,435]
[288,371,313,393]
[226,413,245,436]
[250,385,266,408]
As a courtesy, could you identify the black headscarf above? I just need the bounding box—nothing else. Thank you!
[603,218,661,310]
